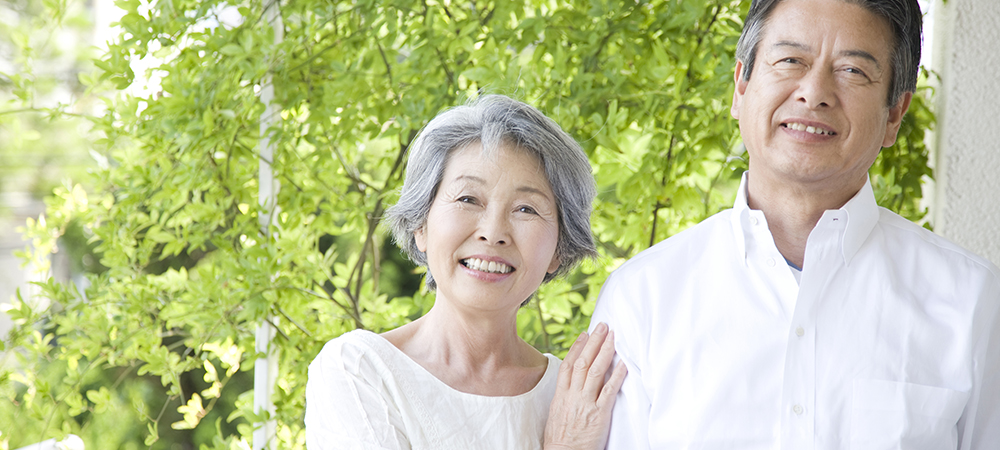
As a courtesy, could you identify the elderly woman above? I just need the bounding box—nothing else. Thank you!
[305,95,625,450]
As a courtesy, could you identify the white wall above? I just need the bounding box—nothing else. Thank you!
[0,195,47,342]
[931,0,1000,268]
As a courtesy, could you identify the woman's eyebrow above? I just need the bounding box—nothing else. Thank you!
[517,186,551,197]
[453,175,485,184]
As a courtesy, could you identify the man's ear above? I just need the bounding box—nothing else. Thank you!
[414,226,427,252]
[731,60,748,120]
[882,91,913,147]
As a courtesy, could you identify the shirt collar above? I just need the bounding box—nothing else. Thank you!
[835,176,879,264]
[730,172,880,266]
[731,173,753,265]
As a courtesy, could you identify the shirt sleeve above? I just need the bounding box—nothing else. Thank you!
[590,271,651,450]
[305,339,411,450]
[959,274,1000,450]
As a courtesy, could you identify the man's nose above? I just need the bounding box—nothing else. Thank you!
[797,68,837,109]
[477,207,510,245]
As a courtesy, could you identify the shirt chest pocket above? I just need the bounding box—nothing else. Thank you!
[850,379,968,450]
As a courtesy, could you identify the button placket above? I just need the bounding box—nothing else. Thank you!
[781,267,819,446]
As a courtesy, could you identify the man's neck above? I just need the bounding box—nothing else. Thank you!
[745,173,863,269]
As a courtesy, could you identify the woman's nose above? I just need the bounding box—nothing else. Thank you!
[477,208,509,245]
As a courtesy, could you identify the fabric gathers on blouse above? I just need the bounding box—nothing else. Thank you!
[305,329,560,450]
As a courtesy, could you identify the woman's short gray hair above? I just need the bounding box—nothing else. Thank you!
[384,95,597,289]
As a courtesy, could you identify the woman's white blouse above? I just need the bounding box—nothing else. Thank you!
[305,330,560,450]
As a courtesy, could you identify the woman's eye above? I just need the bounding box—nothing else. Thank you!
[517,206,537,214]
[458,196,477,204]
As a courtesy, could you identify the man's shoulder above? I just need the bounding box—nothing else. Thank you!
[612,209,733,277]
[876,208,1000,278]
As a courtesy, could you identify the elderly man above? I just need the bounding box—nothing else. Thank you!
[591,0,1000,448]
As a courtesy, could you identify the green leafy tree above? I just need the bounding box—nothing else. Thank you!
[0,0,98,199]
[2,0,933,448]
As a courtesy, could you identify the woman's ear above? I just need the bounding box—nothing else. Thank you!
[414,226,427,252]
[547,253,561,275]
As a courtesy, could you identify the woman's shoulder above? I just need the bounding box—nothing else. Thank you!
[315,328,384,352]
[309,329,406,380]
[527,353,560,401]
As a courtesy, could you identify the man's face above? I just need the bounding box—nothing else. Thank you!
[731,0,912,196]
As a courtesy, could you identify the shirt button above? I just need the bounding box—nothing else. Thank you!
[749,216,759,225]
[766,258,776,267]
[795,327,805,337]
[793,404,804,415]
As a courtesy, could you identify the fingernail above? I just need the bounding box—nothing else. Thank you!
[576,332,588,342]
[596,322,608,333]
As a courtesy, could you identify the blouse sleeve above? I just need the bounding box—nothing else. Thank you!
[305,338,411,450]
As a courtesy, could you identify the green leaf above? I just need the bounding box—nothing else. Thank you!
[219,44,244,56]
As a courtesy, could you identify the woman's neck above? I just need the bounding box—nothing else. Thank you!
[381,302,548,396]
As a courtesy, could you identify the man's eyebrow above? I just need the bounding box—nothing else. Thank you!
[772,40,810,51]
[839,50,882,69]
[772,40,882,69]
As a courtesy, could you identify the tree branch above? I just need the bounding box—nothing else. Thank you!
[294,284,364,328]
[274,304,311,337]
[374,34,395,89]
[650,136,676,247]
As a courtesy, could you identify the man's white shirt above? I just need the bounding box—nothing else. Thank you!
[592,173,1000,449]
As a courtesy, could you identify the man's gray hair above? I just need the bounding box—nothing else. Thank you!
[734,0,922,106]
[384,95,597,289]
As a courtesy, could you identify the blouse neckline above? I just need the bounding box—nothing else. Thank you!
[349,329,560,400]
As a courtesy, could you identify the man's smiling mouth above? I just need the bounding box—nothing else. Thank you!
[461,258,514,274]
[783,122,835,136]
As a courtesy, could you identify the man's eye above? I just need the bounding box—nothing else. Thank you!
[778,57,800,64]
[844,67,869,78]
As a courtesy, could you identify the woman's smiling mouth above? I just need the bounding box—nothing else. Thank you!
[461,258,514,274]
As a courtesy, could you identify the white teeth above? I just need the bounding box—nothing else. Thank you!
[785,122,832,135]
[463,258,512,274]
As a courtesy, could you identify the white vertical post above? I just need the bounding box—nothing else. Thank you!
[254,0,283,448]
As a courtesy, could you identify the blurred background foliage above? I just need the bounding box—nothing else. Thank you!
[0,0,933,448]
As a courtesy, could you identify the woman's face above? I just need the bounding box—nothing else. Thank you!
[415,142,561,314]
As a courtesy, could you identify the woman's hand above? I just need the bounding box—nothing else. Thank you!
[543,322,627,450]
